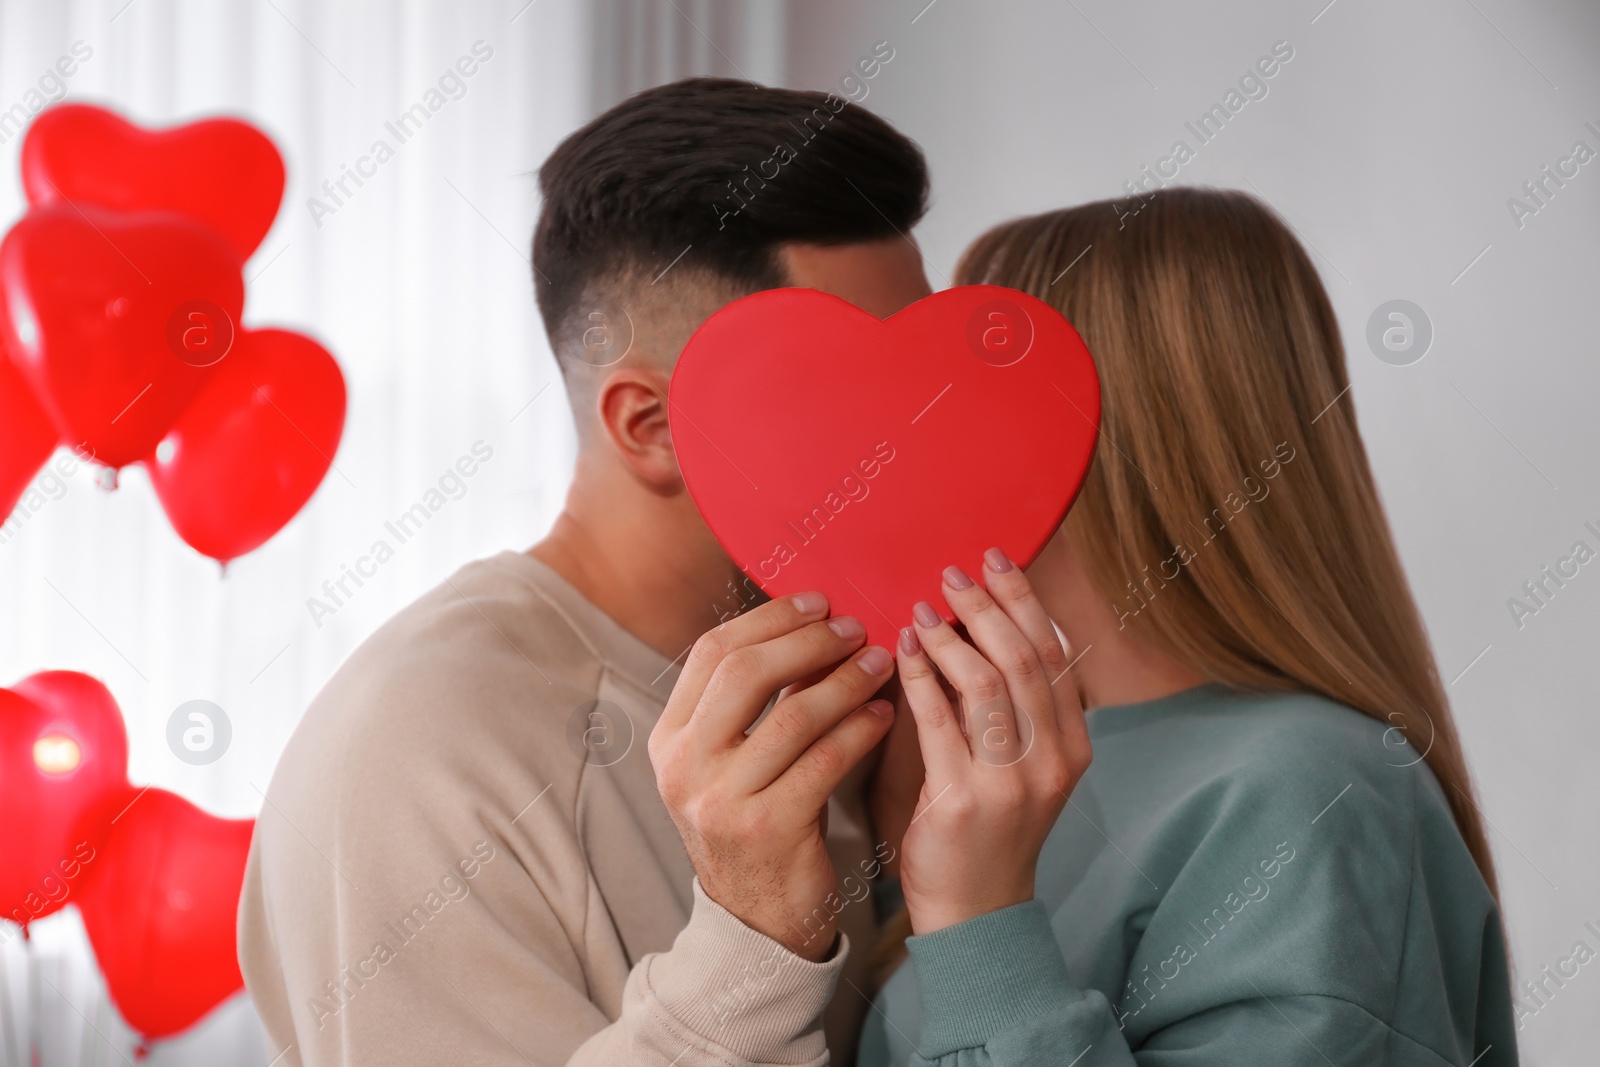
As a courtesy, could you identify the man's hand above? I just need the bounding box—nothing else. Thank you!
[649,592,895,961]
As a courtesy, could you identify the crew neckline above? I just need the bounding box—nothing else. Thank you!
[482,549,684,699]
[1084,682,1234,740]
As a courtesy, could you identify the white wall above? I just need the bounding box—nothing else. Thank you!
[786,1,1600,1062]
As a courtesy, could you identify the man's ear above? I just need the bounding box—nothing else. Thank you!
[595,368,681,487]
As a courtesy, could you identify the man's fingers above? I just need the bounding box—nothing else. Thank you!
[766,699,896,813]
[689,614,873,746]
[656,592,830,735]
[777,663,835,703]
[735,642,895,788]
[895,626,968,781]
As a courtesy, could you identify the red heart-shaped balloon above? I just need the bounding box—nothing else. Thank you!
[0,671,129,927]
[670,285,1100,650]
[23,103,285,260]
[0,204,244,469]
[0,337,57,522]
[144,328,347,563]
[75,786,253,1039]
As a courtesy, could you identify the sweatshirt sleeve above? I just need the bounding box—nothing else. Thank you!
[237,671,848,1066]
[243,812,846,1067]
[866,697,1519,1067]
[239,561,861,1067]
[568,879,846,1067]
[900,902,1477,1066]
[888,755,1516,1067]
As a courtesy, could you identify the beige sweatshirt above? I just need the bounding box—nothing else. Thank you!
[238,551,880,1067]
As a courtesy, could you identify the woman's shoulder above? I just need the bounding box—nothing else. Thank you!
[1089,683,1443,827]
[1089,686,1505,1048]
[1080,683,1484,925]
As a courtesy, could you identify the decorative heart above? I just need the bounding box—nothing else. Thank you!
[0,204,244,469]
[75,786,253,1039]
[0,671,129,926]
[670,285,1100,650]
[0,337,57,522]
[144,327,347,563]
[22,103,286,260]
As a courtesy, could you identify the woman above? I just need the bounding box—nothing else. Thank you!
[860,188,1516,1065]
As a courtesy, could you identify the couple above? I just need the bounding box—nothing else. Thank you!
[239,78,1516,1066]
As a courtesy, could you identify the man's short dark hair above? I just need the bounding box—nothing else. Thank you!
[532,77,929,357]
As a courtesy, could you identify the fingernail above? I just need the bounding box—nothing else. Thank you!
[943,565,974,590]
[899,626,921,656]
[792,592,827,617]
[984,547,1013,573]
[866,699,894,720]
[913,601,942,629]
[858,646,893,675]
[827,616,865,640]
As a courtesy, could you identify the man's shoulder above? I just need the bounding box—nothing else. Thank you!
[242,553,642,994]
[372,550,606,689]
[272,552,610,813]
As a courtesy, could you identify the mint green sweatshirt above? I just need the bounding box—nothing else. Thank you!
[861,684,1516,1066]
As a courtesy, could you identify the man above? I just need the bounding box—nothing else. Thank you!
[239,77,933,1066]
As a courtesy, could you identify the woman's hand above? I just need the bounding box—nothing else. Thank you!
[895,549,1092,935]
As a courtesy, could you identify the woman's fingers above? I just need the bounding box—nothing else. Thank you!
[979,549,1094,782]
[735,642,895,789]
[979,549,1083,735]
[911,596,1022,766]
[940,564,1053,765]
[940,562,1052,708]
[894,625,968,782]
[980,549,1071,681]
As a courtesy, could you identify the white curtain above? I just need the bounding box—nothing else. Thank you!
[0,0,593,1062]
[589,0,785,109]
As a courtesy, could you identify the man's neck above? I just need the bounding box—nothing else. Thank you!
[529,500,739,666]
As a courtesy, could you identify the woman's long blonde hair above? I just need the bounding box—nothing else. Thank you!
[974,187,1496,891]
[876,188,1497,974]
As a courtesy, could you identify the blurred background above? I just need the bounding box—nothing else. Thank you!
[0,0,1596,1063]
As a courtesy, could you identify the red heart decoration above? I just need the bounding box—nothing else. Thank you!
[76,786,253,1039]
[144,328,347,563]
[0,336,58,521]
[0,204,244,469]
[23,103,286,260]
[670,285,1100,650]
[0,671,129,926]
